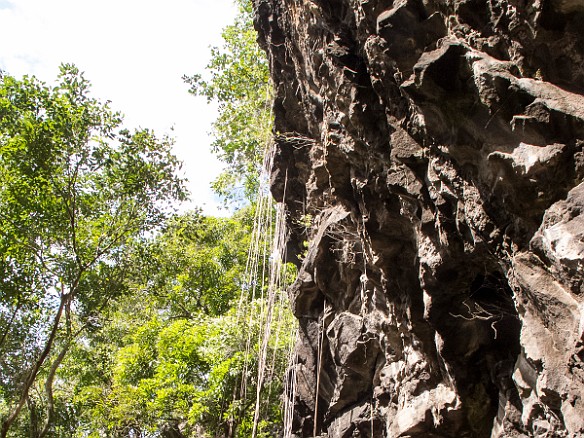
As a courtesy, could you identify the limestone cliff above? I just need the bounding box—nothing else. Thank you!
[254,0,584,436]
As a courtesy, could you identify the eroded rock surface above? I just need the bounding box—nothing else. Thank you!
[254,0,584,436]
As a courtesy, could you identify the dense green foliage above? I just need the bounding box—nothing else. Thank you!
[59,211,293,437]
[0,65,187,437]
[0,1,291,437]
[184,0,272,203]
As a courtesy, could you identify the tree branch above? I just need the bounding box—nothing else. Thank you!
[0,291,68,438]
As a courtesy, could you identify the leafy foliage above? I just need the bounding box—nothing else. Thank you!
[0,1,294,436]
[0,64,186,437]
[184,0,272,203]
[63,211,295,438]
[143,212,250,317]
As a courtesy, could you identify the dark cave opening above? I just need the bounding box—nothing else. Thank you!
[435,271,522,437]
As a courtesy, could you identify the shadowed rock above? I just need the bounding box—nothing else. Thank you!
[254,0,584,435]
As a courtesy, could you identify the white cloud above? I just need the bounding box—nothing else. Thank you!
[0,0,238,216]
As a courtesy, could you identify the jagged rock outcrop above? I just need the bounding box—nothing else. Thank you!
[254,1,584,436]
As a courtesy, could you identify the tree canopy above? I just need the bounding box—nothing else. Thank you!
[184,0,272,203]
[67,209,294,437]
[0,1,294,437]
[0,64,186,437]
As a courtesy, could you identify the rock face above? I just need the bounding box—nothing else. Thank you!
[254,1,584,436]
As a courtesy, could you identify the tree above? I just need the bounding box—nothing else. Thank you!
[58,209,295,438]
[143,211,252,317]
[0,64,187,437]
[184,0,272,204]
[185,3,297,435]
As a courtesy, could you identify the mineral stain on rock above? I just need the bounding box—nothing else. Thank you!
[253,0,584,436]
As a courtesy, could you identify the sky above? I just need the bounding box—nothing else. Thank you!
[0,0,238,216]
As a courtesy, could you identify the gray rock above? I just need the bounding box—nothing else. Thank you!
[255,0,584,435]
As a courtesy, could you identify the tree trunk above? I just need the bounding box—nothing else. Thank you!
[1,294,66,438]
[37,340,70,438]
